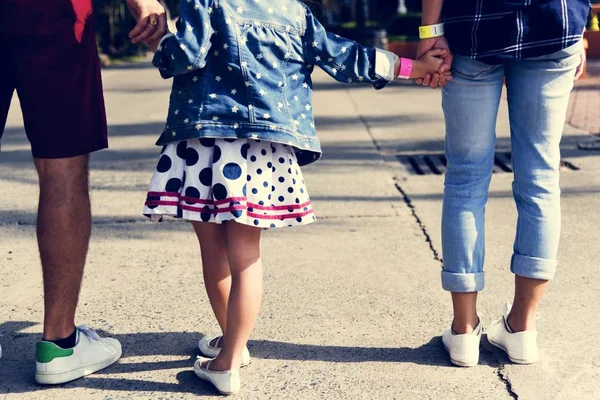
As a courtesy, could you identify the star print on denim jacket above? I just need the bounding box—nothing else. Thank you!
[153,0,398,166]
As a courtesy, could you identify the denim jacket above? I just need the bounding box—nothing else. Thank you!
[153,0,398,166]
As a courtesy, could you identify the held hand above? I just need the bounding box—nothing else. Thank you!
[126,0,167,44]
[421,48,446,74]
[409,49,452,87]
[415,36,453,88]
[143,21,169,51]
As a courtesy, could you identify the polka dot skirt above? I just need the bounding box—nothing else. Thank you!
[143,138,316,228]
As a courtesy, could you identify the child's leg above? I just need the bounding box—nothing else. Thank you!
[192,222,230,333]
[209,222,263,371]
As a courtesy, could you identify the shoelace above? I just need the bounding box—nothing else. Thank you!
[77,325,102,342]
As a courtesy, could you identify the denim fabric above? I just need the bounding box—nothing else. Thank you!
[440,43,582,292]
[152,0,397,166]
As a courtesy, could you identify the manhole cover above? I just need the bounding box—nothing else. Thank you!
[397,152,579,176]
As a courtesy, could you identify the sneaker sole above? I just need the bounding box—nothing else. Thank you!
[442,341,478,367]
[487,337,537,365]
[35,348,122,385]
[193,362,238,396]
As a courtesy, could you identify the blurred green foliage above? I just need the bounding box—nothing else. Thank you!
[92,0,422,58]
[93,0,179,57]
[93,0,138,57]
[93,0,599,58]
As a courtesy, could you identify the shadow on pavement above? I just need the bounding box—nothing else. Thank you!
[249,337,507,370]
[0,321,508,395]
[2,111,598,174]
[249,337,452,366]
[103,86,170,94]
[1,112,434,145]
[311,79,416,92]
[102,62,155,71]
[0,322,216,395]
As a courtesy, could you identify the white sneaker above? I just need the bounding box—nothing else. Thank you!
[198,335,250,367]
[194,356,241,396]
[487,303,538,364]
[35,325,122,385]
[442,319,483,367]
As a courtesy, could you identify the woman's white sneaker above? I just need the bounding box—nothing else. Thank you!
[194,357,241,396]
[487,303,538,364]
[198,335,250,367]
[35,325,122,385]
[442,320,483,367]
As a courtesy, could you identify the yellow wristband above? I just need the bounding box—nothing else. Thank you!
[419,23,445,39]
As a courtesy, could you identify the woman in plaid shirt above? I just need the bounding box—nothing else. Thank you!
[417,0,590,367]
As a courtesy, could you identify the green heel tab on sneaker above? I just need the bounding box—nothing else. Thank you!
[36,341,74,363]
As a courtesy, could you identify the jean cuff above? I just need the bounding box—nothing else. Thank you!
[511,253,557,281]
[441,270,485,292]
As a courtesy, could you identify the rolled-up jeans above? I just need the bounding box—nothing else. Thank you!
[440,43,582,292]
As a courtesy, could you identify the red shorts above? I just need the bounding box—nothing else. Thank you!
[0,0,108,159]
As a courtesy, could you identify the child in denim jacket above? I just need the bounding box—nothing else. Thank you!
[143,0,447,394]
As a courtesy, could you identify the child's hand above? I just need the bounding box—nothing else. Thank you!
[412,49,452,83]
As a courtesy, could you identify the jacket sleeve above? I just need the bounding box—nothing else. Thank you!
[152,0,215,79]
[302,7,398,89]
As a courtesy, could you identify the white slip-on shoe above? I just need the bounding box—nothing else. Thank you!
[194,356,241,396]
[198,335,250,367]
[487,302,538,364]
[35,325,122,385]
[442,319,483,367]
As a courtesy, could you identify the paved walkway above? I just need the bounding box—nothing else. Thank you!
[568,59,600,137]
[1,66,599,399]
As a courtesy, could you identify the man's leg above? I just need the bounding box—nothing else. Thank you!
[35,156,91,341]
[441,56,505,332]
[0,15,16,361]
[504,44,581,331]
[9,0,118,384]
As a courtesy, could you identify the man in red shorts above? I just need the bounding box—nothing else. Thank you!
[0,0,166,384]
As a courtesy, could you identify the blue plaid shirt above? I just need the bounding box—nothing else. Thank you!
[443,0,591,64]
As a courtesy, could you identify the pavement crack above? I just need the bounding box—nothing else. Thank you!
[496,365,518,399]
[394,183,443,265]
[347,89,442,263]
[481,344,519,399]
[346,88,382,152]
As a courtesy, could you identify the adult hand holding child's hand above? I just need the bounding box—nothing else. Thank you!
[126,0,167,45]
[416,36,454,89]
[415,49,453,82]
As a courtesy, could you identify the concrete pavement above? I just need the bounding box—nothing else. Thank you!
[1,64,599,399]
[568,59,600,137]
